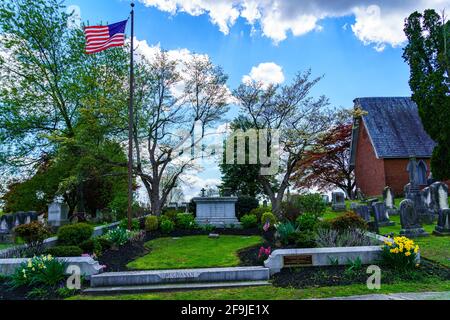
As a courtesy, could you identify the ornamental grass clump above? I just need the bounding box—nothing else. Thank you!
[381,236,420,271]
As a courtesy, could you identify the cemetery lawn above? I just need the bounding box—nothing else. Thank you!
[126,235,263,270]
[71,278,450,300]
[379,215,450,267]
[0,243,13,250]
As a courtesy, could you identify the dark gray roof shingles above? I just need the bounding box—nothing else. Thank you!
[354,97,436,158]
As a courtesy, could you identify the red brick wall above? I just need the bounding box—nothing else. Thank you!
[354,121,386,197]
[384,158,431,196]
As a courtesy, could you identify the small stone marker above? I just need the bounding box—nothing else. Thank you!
[208,233,220,239]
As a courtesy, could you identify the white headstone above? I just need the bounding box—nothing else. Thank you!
[0,219,8,232]
[48,202,69,227]
[438,185,449,210]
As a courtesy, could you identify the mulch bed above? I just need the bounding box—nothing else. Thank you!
[0,279,33,300]
[271,258,450,289]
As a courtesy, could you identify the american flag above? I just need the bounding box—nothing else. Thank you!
[263,220,271,232]
[84,20,128,54]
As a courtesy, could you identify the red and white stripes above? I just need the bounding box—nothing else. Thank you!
[84,25,125,54]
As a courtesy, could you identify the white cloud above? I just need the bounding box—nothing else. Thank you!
[242,62,285,87]
[138,0,450,50]
[67,5,81,29]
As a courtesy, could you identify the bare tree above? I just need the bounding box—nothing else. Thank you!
[132,51,230,215]
[233,70,334,218]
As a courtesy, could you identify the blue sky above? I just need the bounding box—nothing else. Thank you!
[69,0,414,109]
[66,0,447,201]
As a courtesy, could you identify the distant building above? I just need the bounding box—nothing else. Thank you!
[349,97,436,196]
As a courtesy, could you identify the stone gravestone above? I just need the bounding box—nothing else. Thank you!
[434,209,450,236]
[432,182,449,210]
[322,195,329,205]
[331,192,346,211]
[372,202,395,227]
[431,182,450,236]
[355,205,371,222]
[0,217,8,231]
[421,187,434,212]
[356,188,366,201]
[383,186,398,215]
[350,202,359,211]
[193,197,240,228]
[405,157,434,224]
[399,199,428,238]
[0,216,13,243]
[47,202,69,227]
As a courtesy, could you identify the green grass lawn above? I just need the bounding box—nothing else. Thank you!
[379,215,450,267]
[71,278,450,300]
[126,235,263,270]
[324,203,449,268]
[0,243,13,250]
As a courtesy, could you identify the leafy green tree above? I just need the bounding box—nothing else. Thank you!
[0,0,130,215]
[219,116,265,198]
[233,71,333,218]
[403,9,450,180]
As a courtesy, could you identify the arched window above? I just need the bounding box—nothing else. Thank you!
[417,160,427,185]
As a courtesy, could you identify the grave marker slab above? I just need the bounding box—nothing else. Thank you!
[399,199,428,238]
[331,192,346,211]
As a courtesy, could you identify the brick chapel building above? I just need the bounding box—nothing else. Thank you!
[349,97,436,197]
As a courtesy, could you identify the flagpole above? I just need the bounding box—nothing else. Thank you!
[127,1,135,231]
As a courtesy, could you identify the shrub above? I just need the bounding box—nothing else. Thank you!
[293,193,327,216]
[236,196,259,218]
[160,219,175,234]
[104,227,132,247]
[296,213,319,232]
[162,209,178,221]
[280,201,301,222]
[145,216,159,232]
[240,214,258,229]
[9,255,66,289]
[330,212,368,231]
[14,222,51,248]
[175,213,197,230]
[119,218,140,231]
[57,223,94,246]
[275,221,297,245]
[250,207,272,221]
[261,212,277,227]
[97,237,112,251]
[44,246,83,257]
[315,228,373,247]
[79,239,102,255]
[381,236,420,271]
[187,199,196,216]
[293,231,317,248]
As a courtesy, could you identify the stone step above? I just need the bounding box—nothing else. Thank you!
[91,266,270,287]
[83,280,270,295]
